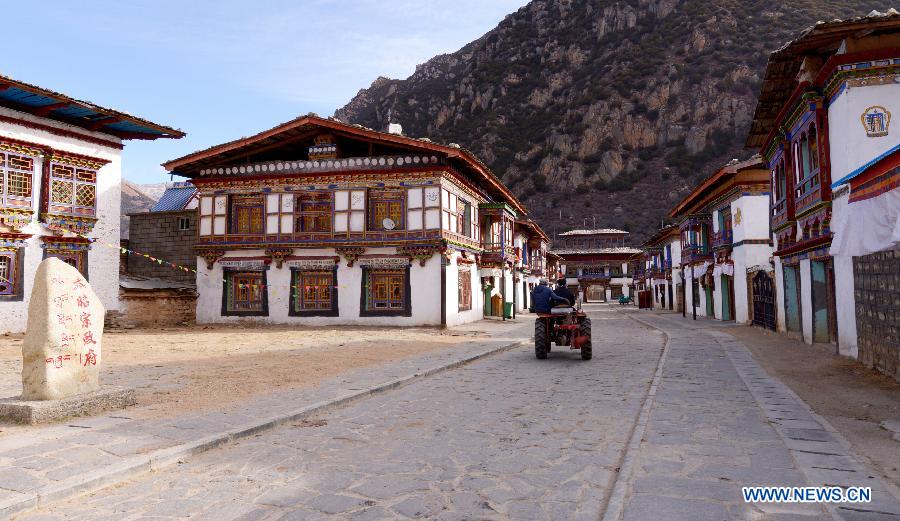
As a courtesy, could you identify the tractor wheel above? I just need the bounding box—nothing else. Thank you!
[535,320,549,359]
[579,318,593,360]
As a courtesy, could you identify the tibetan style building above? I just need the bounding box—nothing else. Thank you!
[638,225,680,312]
[667,156,773,326]
[747,10,900,376]
[551,229,640,302]
[0,74,183,333]
[162,115,548,326]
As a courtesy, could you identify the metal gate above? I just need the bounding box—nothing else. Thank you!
[752,271,776,331]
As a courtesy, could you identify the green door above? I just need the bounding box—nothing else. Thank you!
[811,261,831,343]
[783,266,801,333]
[705,284,714,317]
[721,275,732,321]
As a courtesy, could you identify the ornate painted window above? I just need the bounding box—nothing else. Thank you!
[265,193,293,236]
[295,192,333,233]
[223,270,268,316]
[361,267,410,316]
[333,189,366,235]
[47,162,97,217]
[772,156,788,216]
[0,151,36,211]
[290,268,338,316]
[0,248,24,300]
[43,249,87,278]
[405,186,441,231]
[793,123,820,200]
[458,267,472,311]
[368,190,404,231]
[229,195,265,235]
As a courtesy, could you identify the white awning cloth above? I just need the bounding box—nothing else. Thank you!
[830,188,900,257]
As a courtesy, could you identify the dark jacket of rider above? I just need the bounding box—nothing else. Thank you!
[554,281,576,306]
[531,284,568,313]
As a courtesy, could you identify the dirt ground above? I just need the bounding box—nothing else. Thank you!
[0,324,488,422]
[727,325,900,488]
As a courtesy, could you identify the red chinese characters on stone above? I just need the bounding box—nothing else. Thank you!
[76,294,90,309]
[82,331,97,346]
[60,333,74,349]
[56,314,72,326]
[83,348,97,367]
[80,312,91,329]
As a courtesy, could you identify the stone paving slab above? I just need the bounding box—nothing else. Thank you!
[0,318,534,518]
[14,306,665,520]
[615,311,900,521]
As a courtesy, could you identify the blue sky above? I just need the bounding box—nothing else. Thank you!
[5,1,528,184]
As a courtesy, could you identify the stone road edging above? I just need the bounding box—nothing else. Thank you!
[600,308,672,521]
[1,336,530,519]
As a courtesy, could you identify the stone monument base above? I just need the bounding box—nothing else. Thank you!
[0,386,136,424]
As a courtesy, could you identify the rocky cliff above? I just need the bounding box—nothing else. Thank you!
[335,0,882,242]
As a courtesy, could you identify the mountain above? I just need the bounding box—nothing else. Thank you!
[120,180,157,239]
[335,0,884,243]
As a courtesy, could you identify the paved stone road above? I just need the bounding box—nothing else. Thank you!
[14,306,664,520]
[14,306,900,520]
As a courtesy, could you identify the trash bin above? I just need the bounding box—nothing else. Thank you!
[503,302,513,319]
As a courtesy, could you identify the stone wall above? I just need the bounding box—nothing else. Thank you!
[118,289,197,327]
[854,248,900,380]
[127,210,197,283]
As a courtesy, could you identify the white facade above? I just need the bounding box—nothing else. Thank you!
[194,246,486,327]
[0,107,123,333]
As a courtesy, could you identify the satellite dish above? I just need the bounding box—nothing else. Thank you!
[382,218,396,230]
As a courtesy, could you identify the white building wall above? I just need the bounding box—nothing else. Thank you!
[831,190,859,358]
[773,239,788,333]
[0,107,123,333]
[445,251,484,327]
[195,246,448,326]
[828,82,900,184]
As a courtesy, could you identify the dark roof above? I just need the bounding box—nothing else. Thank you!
[669,155,767,218]
[746,9,900,149]
[162,114,526,214]
[151,182,197,212]
[0,73,184,140]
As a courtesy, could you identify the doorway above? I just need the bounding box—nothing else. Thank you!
[783,265,801,334]
[811,260,837,344]
[721,274,735,321]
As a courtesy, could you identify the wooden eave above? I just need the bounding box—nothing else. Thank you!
[747,13,900,149]
[163,114,526,214]
[668,157,766,218]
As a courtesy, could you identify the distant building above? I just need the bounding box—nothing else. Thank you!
[666,156,773,326]
[747,9,900,377]
[0,74,182,332]
[126,182,197,284]
[551,229,640,302]
[162,115,542,326]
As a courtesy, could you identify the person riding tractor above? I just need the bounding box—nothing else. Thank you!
[530,279,592,360]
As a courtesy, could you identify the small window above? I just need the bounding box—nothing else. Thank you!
[0,249,24,301]
[223,270,268,316]
[290,269,338,317]
[229,195,265,235]
[458,267,472,311]
[178,216,191,231]
[368,190,405,231]
[44,249,88,279]
[361,267,410,316]
[47,163,97,217]
[296,192,333,233]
